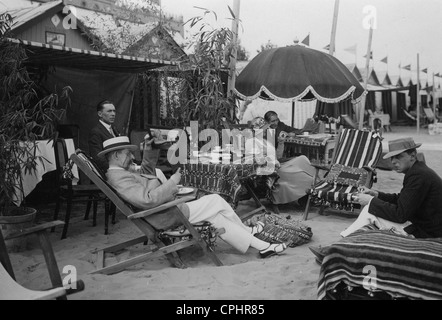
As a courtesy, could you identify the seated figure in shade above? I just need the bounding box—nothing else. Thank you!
[245,116,316,206]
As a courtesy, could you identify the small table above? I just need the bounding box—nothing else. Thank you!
[180,161,278,220]
[282,133,336,167]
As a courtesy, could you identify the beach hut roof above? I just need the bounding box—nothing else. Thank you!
[345,63,363,82]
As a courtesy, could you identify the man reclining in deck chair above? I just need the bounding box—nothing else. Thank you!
[98,136,288,259]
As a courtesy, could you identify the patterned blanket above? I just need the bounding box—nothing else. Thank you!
[255,214,313,248]
[317,226,442,300]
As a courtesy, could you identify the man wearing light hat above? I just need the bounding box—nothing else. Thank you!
[340,137,442,239]
[98,136,288,258]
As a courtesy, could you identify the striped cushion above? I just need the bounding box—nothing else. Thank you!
[333,129,382,168]
[318,227,442,300]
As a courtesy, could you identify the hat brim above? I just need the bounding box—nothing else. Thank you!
[97,144,138,157]
[383,143,422,159]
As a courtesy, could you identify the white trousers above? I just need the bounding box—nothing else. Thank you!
[340,205,412,237]
[186,194,253,253]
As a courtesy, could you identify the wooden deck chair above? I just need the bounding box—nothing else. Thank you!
[70,150,223,275]
[402,107,427,127]
[303,128,383,220]
[423,107,440,123]
[0,221,84,300]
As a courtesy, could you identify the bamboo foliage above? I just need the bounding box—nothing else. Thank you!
[0,13,71,214]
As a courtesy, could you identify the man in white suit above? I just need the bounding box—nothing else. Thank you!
[98,136,287,258]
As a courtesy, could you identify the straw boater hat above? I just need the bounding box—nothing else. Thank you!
[383,137,422,159]
[97,136,137,157]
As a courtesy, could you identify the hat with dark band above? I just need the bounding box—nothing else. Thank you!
[97,136,137,157]
[383,137,422,159]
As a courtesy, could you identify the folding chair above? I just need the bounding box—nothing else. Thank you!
[70,150,223,275]
[0,221,84,300]
[402,107,427,127]
[423,107,440,123]
[303,128,383,220]
[52,138,108,239]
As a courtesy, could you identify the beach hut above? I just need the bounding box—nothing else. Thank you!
[1,0,179,151]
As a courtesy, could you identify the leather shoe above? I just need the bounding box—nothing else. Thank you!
[259,243,287,259]
[251,221,265,235]
[309,246,327,265]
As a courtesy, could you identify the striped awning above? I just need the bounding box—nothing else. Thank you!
[8,38,176,73]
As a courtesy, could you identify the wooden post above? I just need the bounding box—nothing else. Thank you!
[359,25,374,130]
[417,54,420,133]
[227,0,241,98]
[433,72,437,124]
[329,0,340,56]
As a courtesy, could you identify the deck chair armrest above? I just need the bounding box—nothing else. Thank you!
[3,221,65,241]
[311,163,331,171]
[362,166,375,172]
[127,196,196,220]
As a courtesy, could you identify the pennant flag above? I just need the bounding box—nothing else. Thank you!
[435,73,441,77]
[344,44,357,55]
[380,56,388,64]
[363,51,373,59]
[403,64,411,71]
[421,68,428,74]
[323,44,330,50]
[301,34,310,46]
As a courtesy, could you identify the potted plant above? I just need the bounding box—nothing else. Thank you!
[0,13,71,251]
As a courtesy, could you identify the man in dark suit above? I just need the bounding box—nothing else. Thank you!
[264,110,304,158]
[341,137,442,239]
[88,100,120,172]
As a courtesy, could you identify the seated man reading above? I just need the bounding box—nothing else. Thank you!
[310,137,442,264]
[341,137,442,238]
[98,136,288,259]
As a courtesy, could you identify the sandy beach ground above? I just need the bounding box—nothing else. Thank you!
[5,125,442,300]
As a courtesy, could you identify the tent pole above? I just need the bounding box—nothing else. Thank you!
[417,54,420,134]
[359,25,374,130]
[433,72,437,124]
[329,0,340,56]
[227,0,241,98]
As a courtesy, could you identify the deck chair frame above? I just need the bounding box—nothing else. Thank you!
[303,127,383,220]
[0,220,84,300]
[70,151,223,275]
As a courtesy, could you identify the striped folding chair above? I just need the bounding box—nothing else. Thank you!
[303,128,383,220]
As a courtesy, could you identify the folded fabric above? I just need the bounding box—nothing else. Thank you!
[318,226,442,300]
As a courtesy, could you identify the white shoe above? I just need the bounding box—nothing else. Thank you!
[251,221,265,235]
[259,243,287,258]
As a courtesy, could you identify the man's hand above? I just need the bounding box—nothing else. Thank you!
[354,193,373,206]
[170,167,182,185]
[143,134,155,151]
[358,186,378,197]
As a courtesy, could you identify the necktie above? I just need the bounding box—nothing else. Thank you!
[109,126,115,137]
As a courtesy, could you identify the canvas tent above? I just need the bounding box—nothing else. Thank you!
[3,0,179,153]
[12,38,175,152]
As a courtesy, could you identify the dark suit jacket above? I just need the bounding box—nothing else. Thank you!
[274,121,302,149]
[369,160,442,238]
[88,122,120,172]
